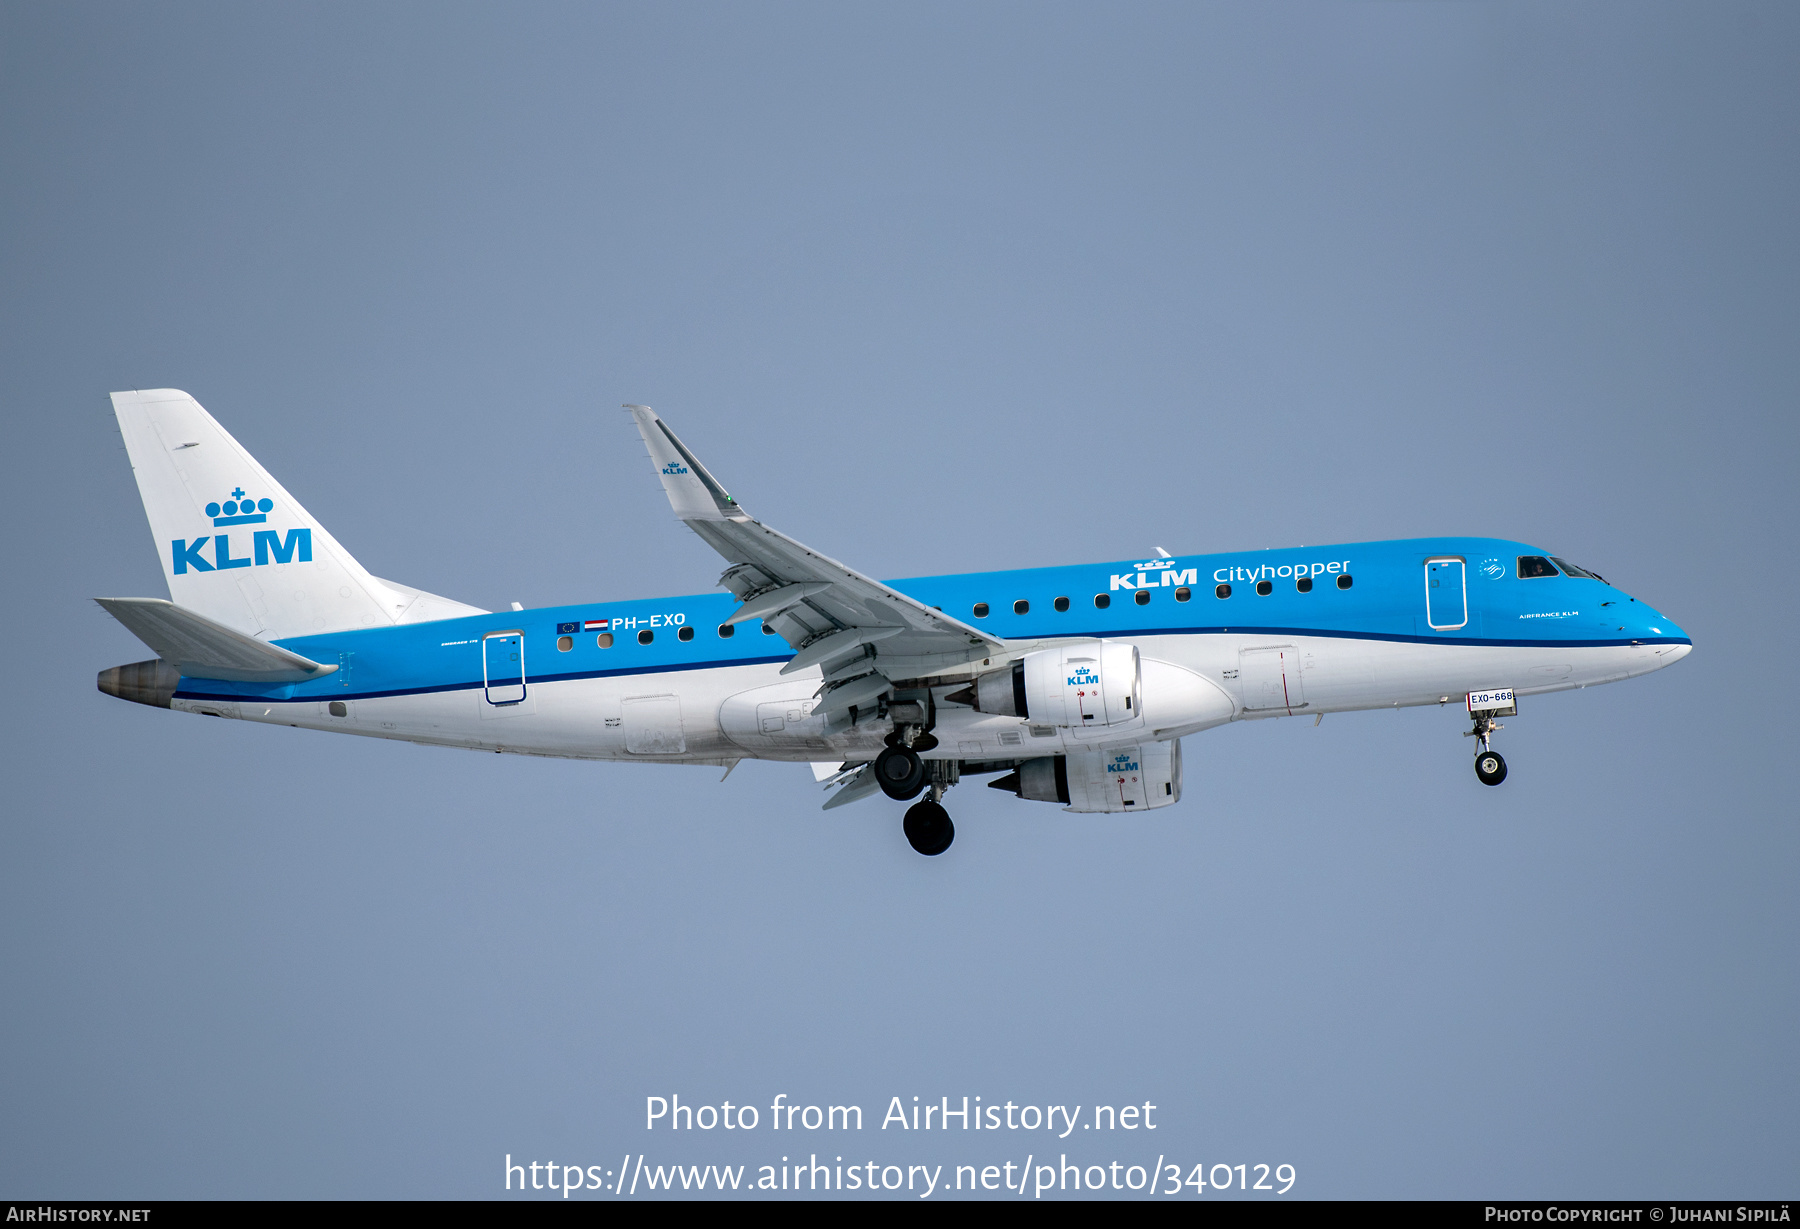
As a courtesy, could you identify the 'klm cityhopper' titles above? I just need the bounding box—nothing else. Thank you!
[1108,557,1355,589]
[1110,559,1200,590]
[1211,559,1352,584]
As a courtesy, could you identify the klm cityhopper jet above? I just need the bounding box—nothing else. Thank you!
[97,390,1692,855]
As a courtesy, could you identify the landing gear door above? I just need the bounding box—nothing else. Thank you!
[483,631,526,705]
[1426,558,1467,630]
[623,694,687,755]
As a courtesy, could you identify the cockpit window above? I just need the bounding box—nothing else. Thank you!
[1516,555,1560,579]
[1551,557,1606,582]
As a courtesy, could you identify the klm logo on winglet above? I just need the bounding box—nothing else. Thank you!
[661,462,690,476]
[171,488,311,574]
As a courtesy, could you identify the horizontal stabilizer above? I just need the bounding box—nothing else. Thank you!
[95,597,339,683]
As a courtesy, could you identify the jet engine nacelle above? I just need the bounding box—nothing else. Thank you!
[993,740,1183,813]
[964,640,1141,730]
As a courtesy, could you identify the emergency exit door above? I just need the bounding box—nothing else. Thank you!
[483,631,526,705]
[1425,558,1467,630]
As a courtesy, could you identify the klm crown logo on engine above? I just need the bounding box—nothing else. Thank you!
[206,487,272,526]
[170,486,310,575]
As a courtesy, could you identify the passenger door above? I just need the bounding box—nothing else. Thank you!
[1425,558,1467,630]
[483,631,527,705]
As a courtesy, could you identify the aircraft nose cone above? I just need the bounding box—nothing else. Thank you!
[1657,642,1692,666]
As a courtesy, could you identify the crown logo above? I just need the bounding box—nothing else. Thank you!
[206,487,272,526]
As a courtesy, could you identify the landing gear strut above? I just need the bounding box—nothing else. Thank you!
[1467,712,1507,786]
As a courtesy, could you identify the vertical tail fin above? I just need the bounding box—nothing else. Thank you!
[109,390,483,639]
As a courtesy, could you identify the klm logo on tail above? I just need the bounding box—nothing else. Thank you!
[172,487,309,574]
[206,487,272,526]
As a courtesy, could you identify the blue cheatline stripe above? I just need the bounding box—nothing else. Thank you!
[173,654,795,704]
[170,629,1687,707]
[1071,624,1692,649]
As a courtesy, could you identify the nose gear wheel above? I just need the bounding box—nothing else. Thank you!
[1475,749,1507,786]
[1466,710,1508,786]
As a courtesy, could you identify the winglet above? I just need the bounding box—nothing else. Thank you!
[625,404,749,523]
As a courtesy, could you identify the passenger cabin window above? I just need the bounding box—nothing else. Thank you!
[717,623,734,638]
[1551,557,1605,582]
[1337,574,1353,589]
[1215,583,1232,599]
[638,629,654,645]
[1174,586,1191,602]
[1134,589,1150,606]
[1296,577,1313,593]
[1255,580,1273,596]
[1517,556,1560,579]
[761,622,775,634]
[557,635,573,652]
[972,602,990,618]
[597,633,614,648]
[1094,593,1111,609]
[678,626,694,642]
[1053,596,1070,612]
[1013,599,1029,615]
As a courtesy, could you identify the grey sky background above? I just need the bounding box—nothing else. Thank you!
[1,1,1795,1199]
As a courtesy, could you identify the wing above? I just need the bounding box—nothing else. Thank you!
[625,405,1003,720]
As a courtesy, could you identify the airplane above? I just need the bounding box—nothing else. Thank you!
[95,390,1693,856]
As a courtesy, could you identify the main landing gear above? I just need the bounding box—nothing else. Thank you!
[874,743,926,801]
[1467,712,1507,787]
[903,796,954,856]
[881,709,956,855]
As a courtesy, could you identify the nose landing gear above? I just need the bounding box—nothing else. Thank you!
[1466,711,1507,786]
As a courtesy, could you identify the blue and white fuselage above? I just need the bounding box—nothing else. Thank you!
[95,392,1691,855]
